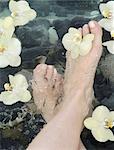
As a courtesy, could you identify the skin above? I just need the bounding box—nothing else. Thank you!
[28,21,103,150]
[32,64,63,122]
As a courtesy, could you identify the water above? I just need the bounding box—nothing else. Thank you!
[0,0,113,150]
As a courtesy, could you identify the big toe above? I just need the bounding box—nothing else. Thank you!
[33,64,47,83]
[89,21,103,59]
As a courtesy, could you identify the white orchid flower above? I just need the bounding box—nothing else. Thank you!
[0,16,15,40]
[0,74,31,105]
[102,40,114,54]
[99,1,114,37]
[62,27,94,59]
[0,37,21,68]
[9,0,37,26]
[84,105,114,142]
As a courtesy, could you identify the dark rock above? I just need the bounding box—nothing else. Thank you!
[101,93,114,110]
[16,18,51,48]
[22,114,46,146]
[53,19,71,39]
[28,0,50,16]
[0,102,28,129]
[0,1,8,13]
[94,73,112,101]
[21,46,49,69]
[1,138,25,150]
[46,42,66,74]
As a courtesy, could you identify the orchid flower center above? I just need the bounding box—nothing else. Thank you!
[111,30,114,38]
[102,8,112,18]
[4,83,13,91]
[72,35,81,43]
[104,119,114,129]
[0,45,5,53]
[11,12,19,17]
[0,28,4,36]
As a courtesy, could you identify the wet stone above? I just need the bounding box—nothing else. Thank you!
[16,18,51,48]
[0,102,28,129]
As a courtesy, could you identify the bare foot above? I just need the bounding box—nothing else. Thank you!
[64,21,103,117]
[32,64,85,149]
[32,64,63,122]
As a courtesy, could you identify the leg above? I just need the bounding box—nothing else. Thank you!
[28,21,102,150]
[32,64,84,149]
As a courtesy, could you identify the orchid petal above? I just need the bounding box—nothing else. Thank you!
[109,111,114,120]
[7,54,21,67]
[99,3,107,15]
[19,90,31,102]
[9,74,28,89]
[103,40,114,54]
[99,18,114,32]
[84,118,99,130]
[71,46,80,59]
[92,106,109,122]
[62,33,74,51]
[9,0,37,26]
[9,0,30,13]
[6,38,21,55]
[69,27,82,38]
[0,17,15,40]
[83,34,94,42]
[0,91,19,105]
[0,54,9,68]
[13,9,37,26]
[79,41,92,56]
[106,1,114,13]
[92,127,114,142]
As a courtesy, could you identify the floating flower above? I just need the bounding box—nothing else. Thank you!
[0,37,21,68]
[9,0,37,26]
[0,74,31,105]
[84,105,114,142]
[62,27,94,59]
[0,16,15,40]
[99,1,114,37]
[102,40,114,54]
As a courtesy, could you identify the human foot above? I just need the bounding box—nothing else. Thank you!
[64,21,103,117]
[32,64,63,122]
[32,64,85,150]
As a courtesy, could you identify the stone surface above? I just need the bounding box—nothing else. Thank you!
[100,54,114,87]
[101,93,114,110]
[16,18,51,48]
[0,102,28,129]
[94,72,112,101]
[0,0,113,149]
[0,113,46,149]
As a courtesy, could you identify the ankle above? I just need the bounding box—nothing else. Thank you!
[63,87,93,118]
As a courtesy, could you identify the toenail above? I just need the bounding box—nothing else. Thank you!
[54,68,57,75]
[89,21,95,28]
[48,65,53,69]
[78,27,82,30]
[83,24,88,28]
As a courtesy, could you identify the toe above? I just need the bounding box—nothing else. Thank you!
[51,68,62,88]
[45,65,54,80]
[82,24,90,36]
[52,68,58,82]
[33,64,47,81]
[89,21,103,58]
[89,21,102,48]
[78,27,82,35]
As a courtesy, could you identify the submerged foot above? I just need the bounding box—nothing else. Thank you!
[32,64,63,122]
[64,21,103,116]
